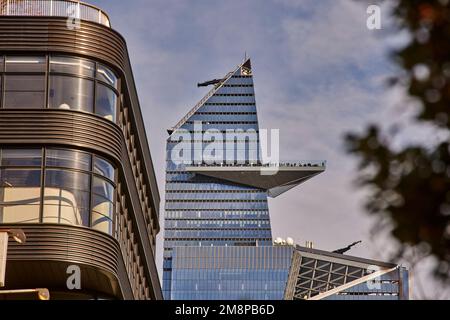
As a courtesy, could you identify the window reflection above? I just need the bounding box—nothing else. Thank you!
[49,76,94,112]
[46,148,91,171]
[96,83,117,122]
[1,55,120,123]
[92,177,114,200]
[0,147,116,235]
[5,56,46,72]
[91,176,114,234]
[0,169,41,223]
[97,64,118,88]
[1,149,42,166]
[91,210,113,234]
[91,193,113,234]
[50,56,95,77]
[94,156,115,181]
[43,169,91,226]
[4,75,45,108]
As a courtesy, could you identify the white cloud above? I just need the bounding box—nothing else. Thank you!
[280,0,378,74]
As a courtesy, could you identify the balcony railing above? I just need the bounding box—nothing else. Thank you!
[187,160,327,168]
[0,0,110,27]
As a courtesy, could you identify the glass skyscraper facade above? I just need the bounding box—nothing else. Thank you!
[163,59,273,299]
[170,246,294,300]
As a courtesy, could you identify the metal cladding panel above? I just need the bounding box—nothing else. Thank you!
[0,17,126,70]
[1,223,126,298]
[0,110,123,162]
[6,224,119,273]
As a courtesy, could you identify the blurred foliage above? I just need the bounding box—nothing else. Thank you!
[347,0,450,278]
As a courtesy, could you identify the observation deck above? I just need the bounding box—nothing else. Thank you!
[186,161,326,197]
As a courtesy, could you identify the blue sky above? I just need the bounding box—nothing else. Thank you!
[89,0,447,299]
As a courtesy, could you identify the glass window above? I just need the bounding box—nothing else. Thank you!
[93,156,115,181]
[5,56,46,72]
[97,64,118,88]
[0,168,41,187]
[91,183,113,235]
[92,177,114,200]
[48,76,94,112]
[1,149,42,166]
[92,194,113,218]
[0,147,116,234]
[91,210,113,234]
[43,202,89,226]
[43,169,90,226]
[4,75,45,108]
[96,83,117,122]
[50,56,95,77]
[46,148,91,171]
[0,147,118,233]
[0,169,41,223]
[44,169,90,192]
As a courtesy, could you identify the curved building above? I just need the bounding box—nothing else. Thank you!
[0,0,161,299]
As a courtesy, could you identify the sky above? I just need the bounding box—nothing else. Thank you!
[89,0,448,299]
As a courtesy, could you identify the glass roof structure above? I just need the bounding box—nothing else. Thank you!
[285,246,409,300]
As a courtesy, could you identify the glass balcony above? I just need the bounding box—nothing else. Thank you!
[0,0,111,28]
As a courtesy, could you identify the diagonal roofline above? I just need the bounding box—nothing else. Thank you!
[294,245,398,268]
[167,58,251,135]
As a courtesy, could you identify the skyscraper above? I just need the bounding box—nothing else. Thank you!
[163,58,325,299]
[170,245,295,300]
[0,0,161,299]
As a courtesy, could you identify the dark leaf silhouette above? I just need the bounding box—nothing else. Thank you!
[349,0,450,279]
